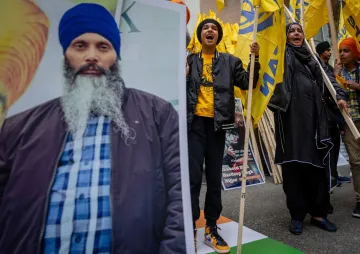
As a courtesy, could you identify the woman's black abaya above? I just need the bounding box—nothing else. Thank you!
[274,46,332,167]
[272,42,333,220]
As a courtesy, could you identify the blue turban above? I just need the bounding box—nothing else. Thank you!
[59,3,121,57]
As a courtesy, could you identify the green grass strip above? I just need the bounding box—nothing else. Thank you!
[208,238,304,254]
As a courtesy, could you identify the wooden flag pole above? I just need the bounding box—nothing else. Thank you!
[261,117,281,182]
[299,0,316,52]
[284,6,360,140]
[326,0,340,60]
[258,119,281,183]
[310,38,317,53]
[300,0,305,27]
[236,2,260,253]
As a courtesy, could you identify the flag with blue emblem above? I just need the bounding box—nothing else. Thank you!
[288,0,328,40]
[338,1,351,47]
[288,0,308,23]
[234,0,286,125]
[343,0,360,50]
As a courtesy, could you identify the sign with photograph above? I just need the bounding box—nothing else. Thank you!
[0,1,193,253]
[222,99,265,190]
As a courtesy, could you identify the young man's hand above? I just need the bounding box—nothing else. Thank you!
[250,42,260,56]
[333,58,342,76]
[345,80,360,91]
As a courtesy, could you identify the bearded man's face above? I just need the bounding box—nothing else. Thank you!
[60,33,130,140]
[65,32,117,74]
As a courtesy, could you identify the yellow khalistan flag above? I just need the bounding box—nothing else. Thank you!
[343,0,360,50]
[235,0,286,124]
[288,0,328,40]
[304,0,328,39]
[187,13,205,53]
[288,0,301,22]
[216,0,225,11]
[338,1,351,47]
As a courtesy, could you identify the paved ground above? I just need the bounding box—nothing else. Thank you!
[199,165,360,254]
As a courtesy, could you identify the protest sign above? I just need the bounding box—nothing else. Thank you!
[0,1,193,252]
[222,99,265,190]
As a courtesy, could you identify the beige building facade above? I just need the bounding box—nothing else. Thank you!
[200,0,241,24]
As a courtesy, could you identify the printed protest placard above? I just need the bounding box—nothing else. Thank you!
[222,99,265,190]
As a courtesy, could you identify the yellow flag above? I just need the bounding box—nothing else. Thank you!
[235,0,286,124]
[343,0,360,50]
[336,75,347,89]
[231,24,240,45]
[258,0,281,12]
[288,0,328,40]
[338,1,351,47]
[288,0,301,22]
[187,13,205,53]
[208,10,217,19]
[345,1,360,16]
[239,0,281,13]
[304,0,328,39]
[223,23,236,55]
[216,0,225,12]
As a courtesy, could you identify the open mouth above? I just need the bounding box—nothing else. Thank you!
[206,34,214,40]
[293,38,301,42]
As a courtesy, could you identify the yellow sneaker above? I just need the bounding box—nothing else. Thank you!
[204,225,230,253]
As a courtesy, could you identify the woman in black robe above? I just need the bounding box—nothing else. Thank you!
[268,23,337,235]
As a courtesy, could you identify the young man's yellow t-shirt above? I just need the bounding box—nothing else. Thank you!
[195,53,215,118]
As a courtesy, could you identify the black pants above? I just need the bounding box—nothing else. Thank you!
[188,116,226,227]
[282,162,330,221]
[329,124,341,189]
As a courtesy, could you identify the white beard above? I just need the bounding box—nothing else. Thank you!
[61,63,131,140]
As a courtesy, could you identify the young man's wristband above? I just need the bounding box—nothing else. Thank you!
[249,54,260,62]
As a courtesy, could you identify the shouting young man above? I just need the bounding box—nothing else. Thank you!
[334,37,360,219]
[0,3,184,253]
[186,18,260,253]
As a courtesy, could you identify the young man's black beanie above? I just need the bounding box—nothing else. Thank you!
[196,18,223,45]
[316,41,331,55]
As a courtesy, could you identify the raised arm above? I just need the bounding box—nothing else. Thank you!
[233,55,260,90]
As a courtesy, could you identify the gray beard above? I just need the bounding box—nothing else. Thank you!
[61,60,133,141]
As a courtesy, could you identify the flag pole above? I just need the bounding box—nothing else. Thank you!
[325,0,340,60]
[300,0,305,27]
[284,5,360,140]
[299,0,317,54]
[236,1,260,253]
[309,38,317,53]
